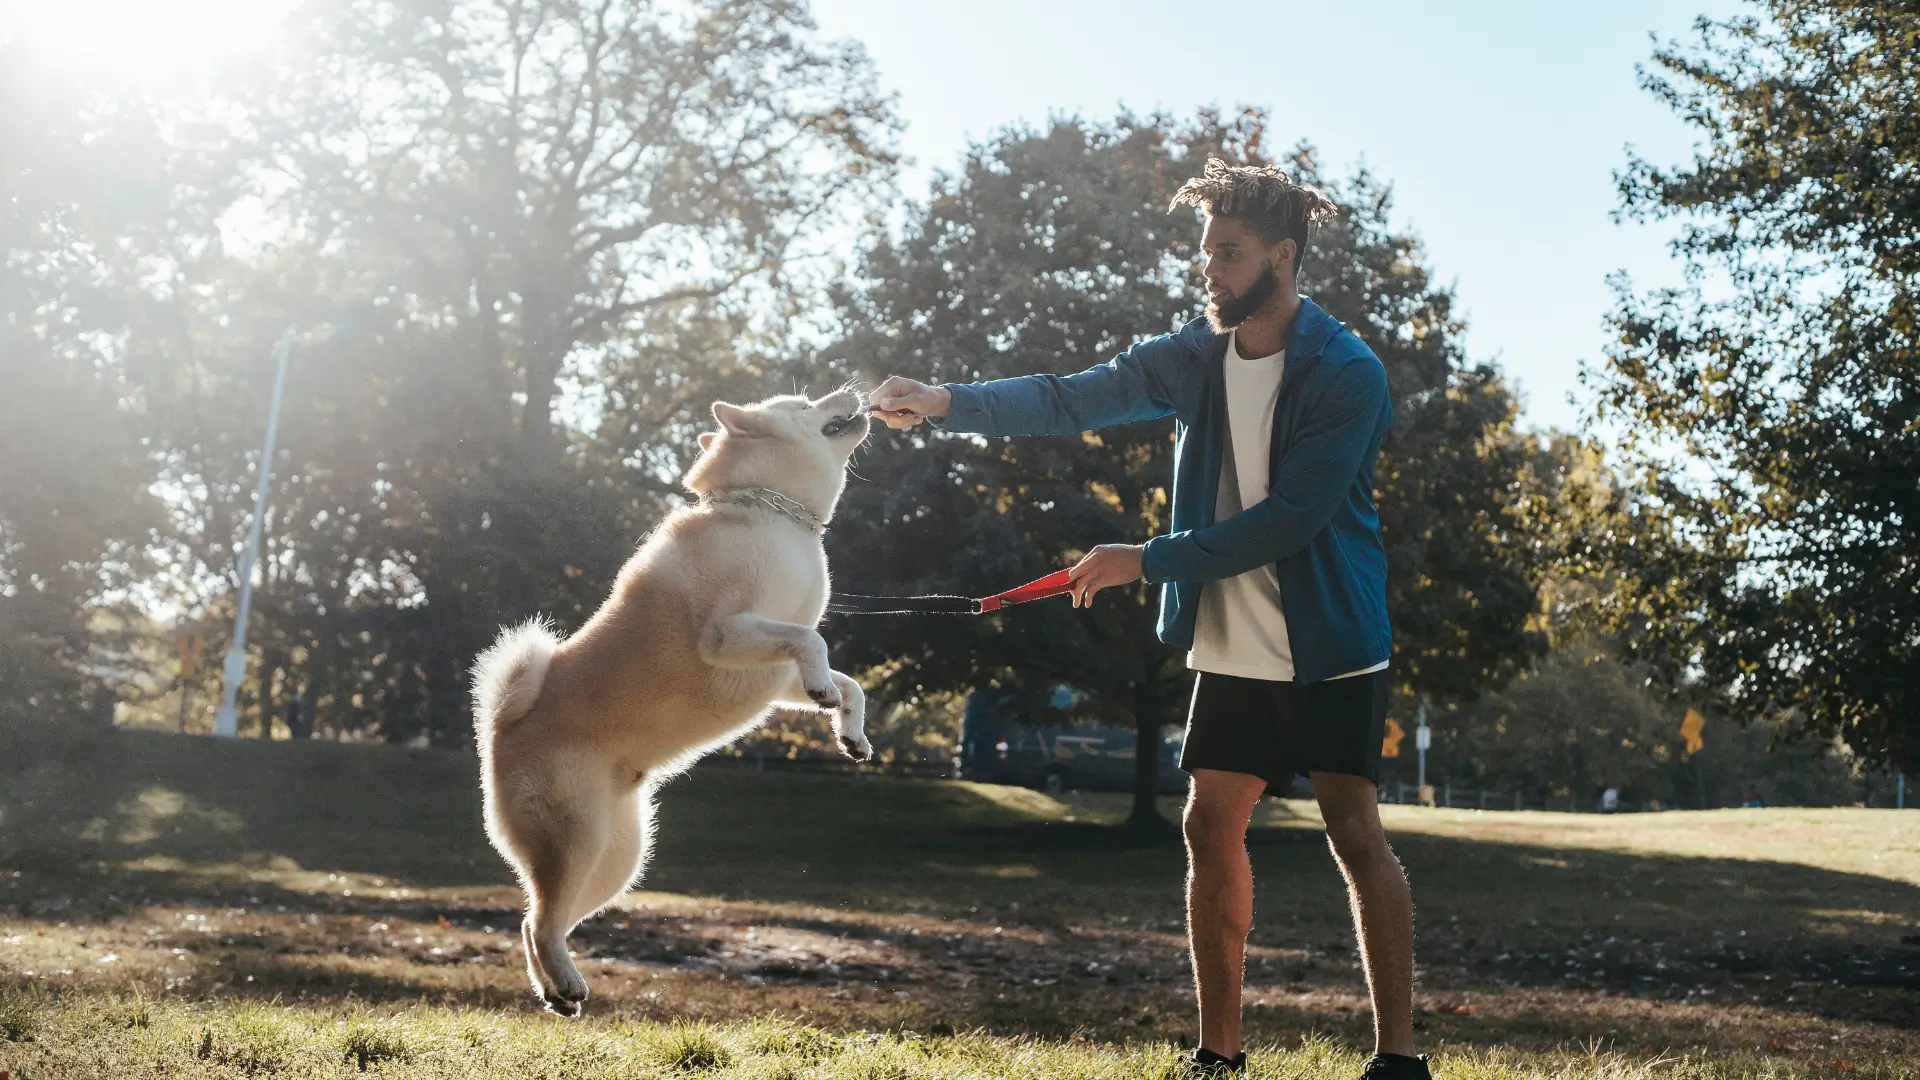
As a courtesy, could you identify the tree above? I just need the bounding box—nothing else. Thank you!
[1428,631,1863,811]
[826,110,1555,835]
[131,0,898,743]
[1597,2,1920,771]
[0,45,166,743]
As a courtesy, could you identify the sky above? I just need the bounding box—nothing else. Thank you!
[6,0,1746,432]
[808,0,1747,432]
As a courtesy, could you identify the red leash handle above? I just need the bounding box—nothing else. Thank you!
[976,569,1076,613]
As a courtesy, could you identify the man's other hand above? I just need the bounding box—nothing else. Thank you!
[868,376,952,429]
[1068,544,1144,608]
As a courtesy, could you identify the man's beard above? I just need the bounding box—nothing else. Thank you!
[1206,261,1281,332]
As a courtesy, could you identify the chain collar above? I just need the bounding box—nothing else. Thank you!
[701,487,828,535]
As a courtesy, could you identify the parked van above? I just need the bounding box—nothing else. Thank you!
[956,689,1187,795]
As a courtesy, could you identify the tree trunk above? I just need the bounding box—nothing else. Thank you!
[1127,699,1177,842]
[420,568,471,750]
[521,353,562,439]
[518,288,569,441]
[306,624,337,740]
[256,645,285,739]
[424,632,467,750]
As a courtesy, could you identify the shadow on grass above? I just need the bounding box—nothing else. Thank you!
[1,729,505,888]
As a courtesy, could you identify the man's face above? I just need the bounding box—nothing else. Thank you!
[1200,215,1293,332]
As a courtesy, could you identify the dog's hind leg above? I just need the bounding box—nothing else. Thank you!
[519,917,546,1004]
[513,776,611,1017]
[568,780,654,929]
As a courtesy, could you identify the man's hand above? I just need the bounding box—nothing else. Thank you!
[868,376,952,430]
[1067,544,1144,608]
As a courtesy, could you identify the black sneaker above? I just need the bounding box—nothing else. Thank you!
[1176,1047,1247,1076]
[1359,1053,1433,1080]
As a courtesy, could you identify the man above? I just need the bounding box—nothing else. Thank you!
[869,159,1428,1079]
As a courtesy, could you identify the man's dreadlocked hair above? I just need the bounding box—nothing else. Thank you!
[1169,158,1339,262]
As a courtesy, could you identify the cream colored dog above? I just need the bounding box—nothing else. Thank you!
[470,389,872,1017]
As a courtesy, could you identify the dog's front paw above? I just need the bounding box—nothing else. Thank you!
[807,683,843,712]
[838,734,872,762]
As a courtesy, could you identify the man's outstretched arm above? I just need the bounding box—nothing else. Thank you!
[868,333,1187,437]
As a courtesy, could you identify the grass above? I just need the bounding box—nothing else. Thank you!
[1,728,1916,1078]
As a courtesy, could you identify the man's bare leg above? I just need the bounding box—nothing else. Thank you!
[1183,768,1269,1058]
[1312,771,1415,1057]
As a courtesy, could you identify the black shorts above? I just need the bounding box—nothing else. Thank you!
[1179,669,1391,794]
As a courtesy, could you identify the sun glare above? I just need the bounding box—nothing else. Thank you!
[4,0,295,79]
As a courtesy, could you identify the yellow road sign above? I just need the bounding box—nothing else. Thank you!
[1382,717,1405,759]
[1682,709,1705,756]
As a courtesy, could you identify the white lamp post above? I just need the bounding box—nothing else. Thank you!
[213,329,295,738]
[1415,699,1431,789]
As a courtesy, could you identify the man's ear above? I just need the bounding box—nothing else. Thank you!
[711,401,763,436]
[1272,237,1300,281]
[697,431,717,451]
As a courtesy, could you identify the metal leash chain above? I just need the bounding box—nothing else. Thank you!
[701,487,828,534]
[825,592,980,616]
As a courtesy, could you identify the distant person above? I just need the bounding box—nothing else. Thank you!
[1600,787,1621,814]
[870,160,1424,1080]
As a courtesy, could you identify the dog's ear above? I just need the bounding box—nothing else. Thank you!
[711,401,767,437]
[697,431,717,451]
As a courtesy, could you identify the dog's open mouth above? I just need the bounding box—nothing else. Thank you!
[821,412,864,438]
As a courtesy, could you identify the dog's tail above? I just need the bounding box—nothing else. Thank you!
[471,618,561,756]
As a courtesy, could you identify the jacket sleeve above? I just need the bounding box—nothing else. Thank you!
[1140,358,1388,585]
[937,334,1185,436]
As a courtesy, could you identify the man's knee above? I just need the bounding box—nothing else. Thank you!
[1184,770,1265,857]
[1182,799,1246,860]
[1182,802,1222,850]
[1314,776,1388,859]
[1324,813,1390,869]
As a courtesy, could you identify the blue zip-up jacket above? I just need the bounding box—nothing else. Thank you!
[939,296,1393,683]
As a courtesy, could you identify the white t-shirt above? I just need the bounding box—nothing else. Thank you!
[1186,331,1389,683]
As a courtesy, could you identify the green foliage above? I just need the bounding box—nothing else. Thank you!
[1597,2,1920,770]
[68,0,899,745]
[0,45,164,738]
[731,690,964,769]
[1426,634,1862,808]
[1376,369,1555,703]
